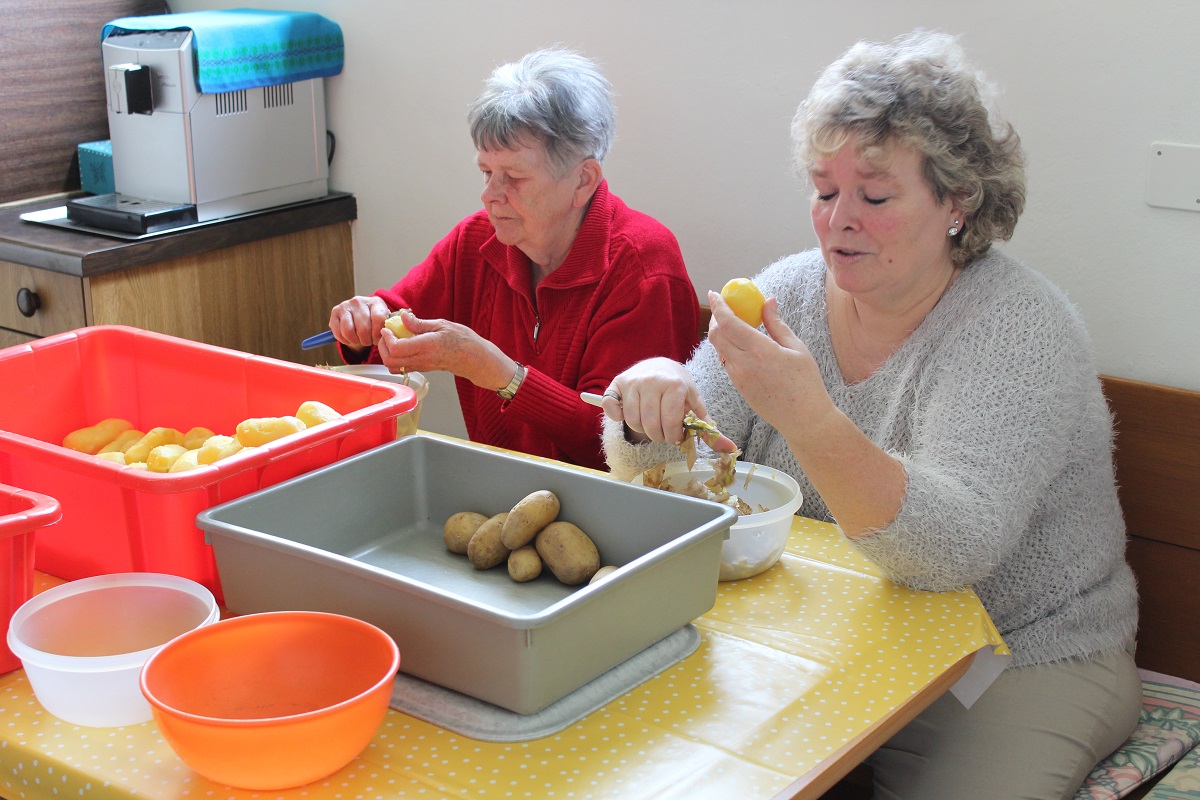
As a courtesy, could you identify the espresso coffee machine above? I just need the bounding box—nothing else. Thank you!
[68,22,332,234]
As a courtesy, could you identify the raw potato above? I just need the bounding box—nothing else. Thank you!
[535,521,600,585]
[236,416,306,447]
[124,427,185,464]
[182,426,216,449]
[444,511,489,554]
[500,490,560,549]
[147,443,189,473]
[97,428,145,455]
[589,565,618,585]
[296,400,343,428]
[508,545,543,582]
[467,512,510,570]
[63,418,134,455]
[95,450,130,464]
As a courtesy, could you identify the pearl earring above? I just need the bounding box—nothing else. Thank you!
[948,219,961,237]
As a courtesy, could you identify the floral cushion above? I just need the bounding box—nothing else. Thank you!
[1075,670,1200,800]
[1144,745,1200,799]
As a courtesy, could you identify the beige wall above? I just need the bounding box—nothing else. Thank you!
[174,0,1200,439]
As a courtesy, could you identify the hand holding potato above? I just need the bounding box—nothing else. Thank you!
[328,295,393,352]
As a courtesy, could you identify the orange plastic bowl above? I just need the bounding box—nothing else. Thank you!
[140,611,399,791]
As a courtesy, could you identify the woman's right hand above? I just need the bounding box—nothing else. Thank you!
[328,296,393,352]
[603,357,734,451]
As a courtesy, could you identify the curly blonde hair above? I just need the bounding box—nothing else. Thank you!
[791,30,1025,266]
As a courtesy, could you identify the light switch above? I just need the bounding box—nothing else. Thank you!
[1146,142,1200,212]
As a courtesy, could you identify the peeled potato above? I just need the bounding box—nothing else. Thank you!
[124,427,185,465]
[147,443,189,473]
[196,434,242,464]
[168,448,202,473]
[720,278,766,328]
[63,418,134,455]
[95,450,130,464]
[182,426,216,449]
[97,428,145,455]
[384,310,415,339]
[296,400,343,428]
[235,416,306,447]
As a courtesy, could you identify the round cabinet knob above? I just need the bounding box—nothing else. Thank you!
[16,287,41,318]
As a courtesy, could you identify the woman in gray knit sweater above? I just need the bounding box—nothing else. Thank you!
[600,30,1139,800]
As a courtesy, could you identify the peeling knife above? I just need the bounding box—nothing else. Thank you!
[302,330,336,349]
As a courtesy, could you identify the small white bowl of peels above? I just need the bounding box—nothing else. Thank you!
[635,460,802,581]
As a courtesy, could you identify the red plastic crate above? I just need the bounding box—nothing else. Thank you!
[1,483,61,673]
[0,326,416,602]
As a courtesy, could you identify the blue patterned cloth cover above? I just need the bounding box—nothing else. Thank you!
[101,8,343,94]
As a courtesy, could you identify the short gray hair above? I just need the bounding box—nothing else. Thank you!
[791,30,1026,266]
[469,47,616,177]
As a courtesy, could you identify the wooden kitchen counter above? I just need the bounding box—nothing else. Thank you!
[0,193,357,366]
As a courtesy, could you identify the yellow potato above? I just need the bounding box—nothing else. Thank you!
[196,434,241,464]
[535,521,600,585]
[97,428,145,455]
[235,416,306,447]
[467,512,510,570]
[589,565,618,585]
[384,310,415,339]
[125,461,149,471]
[444,511,489,555]
[508,545,543,583]
[63,418,134,455]
[168,448,202,473]
[182,426,216,449]
[500,490,560,550]
[720,278,766,328]
[124,427,185,465]
[296,400,343,428]
[146,443,189,473]
[95,450,130,464]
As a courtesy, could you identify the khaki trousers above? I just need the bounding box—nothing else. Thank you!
[866,648,1141,800]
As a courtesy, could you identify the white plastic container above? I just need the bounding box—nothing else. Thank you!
[332,366,429,437]
[6,572,219,727]
[636,461,803,581]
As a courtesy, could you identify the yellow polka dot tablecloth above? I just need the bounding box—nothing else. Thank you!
[0,517,1006,800]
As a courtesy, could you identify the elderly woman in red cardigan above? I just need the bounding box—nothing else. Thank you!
[327,47,699,470]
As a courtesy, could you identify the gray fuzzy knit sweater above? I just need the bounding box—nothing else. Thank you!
[604,248,1138,668]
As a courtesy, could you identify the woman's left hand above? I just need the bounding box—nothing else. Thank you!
[705,291,836,445]
[378,310,518,391]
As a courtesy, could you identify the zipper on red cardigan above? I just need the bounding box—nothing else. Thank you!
[532,314,540,344]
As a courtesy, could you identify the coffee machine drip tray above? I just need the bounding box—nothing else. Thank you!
[65,193,198,235]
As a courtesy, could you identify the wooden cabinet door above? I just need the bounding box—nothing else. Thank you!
[86,223,355,365]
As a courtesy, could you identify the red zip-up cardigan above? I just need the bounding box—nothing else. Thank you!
[361,181,700,470]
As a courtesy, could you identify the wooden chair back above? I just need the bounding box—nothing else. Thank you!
[1101,375,1200,682]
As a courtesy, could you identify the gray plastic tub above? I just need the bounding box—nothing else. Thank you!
[197,435,736,715]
